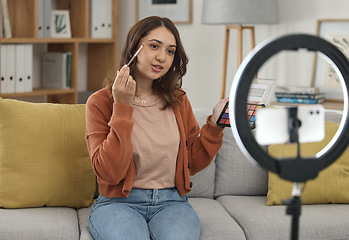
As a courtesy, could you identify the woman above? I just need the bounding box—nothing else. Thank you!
[86,16,227,240]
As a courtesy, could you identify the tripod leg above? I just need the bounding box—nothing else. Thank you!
[289,197,301,240]
[284,183,302,240]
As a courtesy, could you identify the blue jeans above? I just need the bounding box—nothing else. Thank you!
[89,188,200,240]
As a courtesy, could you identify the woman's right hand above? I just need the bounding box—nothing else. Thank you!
[112,65,136,105]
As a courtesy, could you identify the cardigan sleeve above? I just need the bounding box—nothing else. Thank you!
[85,90,135,185]
[181,95,224,176]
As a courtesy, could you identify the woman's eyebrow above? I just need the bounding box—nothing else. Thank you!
[148,39,176,48]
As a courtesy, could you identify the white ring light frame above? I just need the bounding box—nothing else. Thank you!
[229,34,349,182]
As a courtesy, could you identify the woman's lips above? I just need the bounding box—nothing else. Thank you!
[152,64,163,73]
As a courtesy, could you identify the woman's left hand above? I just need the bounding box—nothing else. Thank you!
[210,98,229,127]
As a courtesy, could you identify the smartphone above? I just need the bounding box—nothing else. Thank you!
[255,105,325,145]
[216,102,265,128]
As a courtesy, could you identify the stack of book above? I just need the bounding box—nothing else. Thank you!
[275,86,325,104]
[42,52,72,89]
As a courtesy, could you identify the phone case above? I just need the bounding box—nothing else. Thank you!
[255,105,324,145]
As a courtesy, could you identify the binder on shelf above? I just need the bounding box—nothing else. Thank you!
[1,44,33,93]
[24,45,33,92]
[1,0,12,38]
[90,0,113,38]
[42,52,72,89]
[15,45,26,93]
[37,0,44,38]
[104,0,113,38]
[1,45,7,94]
[43,0,52,38]
[6,44,16,93]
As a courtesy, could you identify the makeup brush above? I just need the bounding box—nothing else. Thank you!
[126,44,145,67]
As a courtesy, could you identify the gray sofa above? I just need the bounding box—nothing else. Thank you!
[1,106,349,240]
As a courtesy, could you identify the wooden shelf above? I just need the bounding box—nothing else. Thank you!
[0,0,119,104]
[322,100,344,111]
[0,38,118,44]
[0,88,76,98]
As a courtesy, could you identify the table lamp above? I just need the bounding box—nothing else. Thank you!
[202,0,279,99]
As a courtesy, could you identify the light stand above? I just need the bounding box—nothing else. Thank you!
[221,25,256,99]
[202,0,279,99]
[284,183,302,240]
[229,34,349,240]
[282,107,302,240]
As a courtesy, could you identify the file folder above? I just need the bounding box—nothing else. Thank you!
[37,0,44,38]
[24,44,33,92]
[43,0,52,38]
[15,44,26,93]
[90,0,113,38]
[6,44,16,93]
[1,45,7,93]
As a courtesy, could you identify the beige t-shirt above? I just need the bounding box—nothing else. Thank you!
[131,97,179,189]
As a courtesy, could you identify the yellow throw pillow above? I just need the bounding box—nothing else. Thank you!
[0,98,95,209]
[267,121,349,206]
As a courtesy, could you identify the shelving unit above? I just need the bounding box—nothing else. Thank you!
[0,0,119,104]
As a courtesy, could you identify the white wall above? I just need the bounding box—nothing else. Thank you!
[119,0,349,109]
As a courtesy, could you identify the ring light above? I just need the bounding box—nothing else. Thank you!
[229,34,349,183]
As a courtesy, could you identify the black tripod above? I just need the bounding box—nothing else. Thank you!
[282,107,303,240]
[283,183,302,240]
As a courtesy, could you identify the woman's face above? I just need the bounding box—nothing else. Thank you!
[134,26,176,82]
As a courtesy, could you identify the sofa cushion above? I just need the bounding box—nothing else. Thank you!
[0,207,79,240]
[325,109,342,123]
[218,195,349,240]
[78,207,94,240]
[189,198,246,239]
[267,121,349,205]
[79,199,247,240]
[187,108,216,198]
[214,127,268,197]
[0,98,95,209]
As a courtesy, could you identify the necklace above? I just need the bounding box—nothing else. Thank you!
[133,94,160,107]
[136,92,153,104]
[134,96,148,104]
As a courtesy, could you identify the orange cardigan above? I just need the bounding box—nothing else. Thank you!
[85,87,224,197]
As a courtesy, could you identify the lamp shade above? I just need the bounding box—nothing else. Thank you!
[202,0,279,25]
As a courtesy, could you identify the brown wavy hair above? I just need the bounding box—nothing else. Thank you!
[104,16,188,109]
